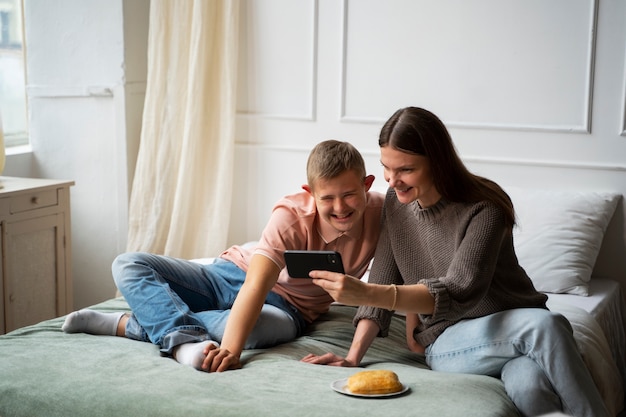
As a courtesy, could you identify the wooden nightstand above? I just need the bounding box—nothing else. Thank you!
[0,176,74,334]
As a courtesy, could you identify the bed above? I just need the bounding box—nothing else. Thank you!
[0,188,624,417]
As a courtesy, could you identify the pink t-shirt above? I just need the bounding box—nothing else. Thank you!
[220,190,384,322]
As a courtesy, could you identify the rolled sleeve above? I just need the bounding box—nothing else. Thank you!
[353,305,393,337]
[417,278,451,323]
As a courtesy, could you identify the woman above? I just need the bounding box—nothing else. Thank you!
[303,107,608,417]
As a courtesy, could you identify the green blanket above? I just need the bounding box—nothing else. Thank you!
[0,298,519,417]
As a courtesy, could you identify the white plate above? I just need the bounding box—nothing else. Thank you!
[330,377,410,398]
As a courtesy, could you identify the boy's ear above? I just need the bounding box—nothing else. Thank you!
[363,175,375,191]
[302,184,312,194]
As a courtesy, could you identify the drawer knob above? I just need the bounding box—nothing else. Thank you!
[31,196,39,205]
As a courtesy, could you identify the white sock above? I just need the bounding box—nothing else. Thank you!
[174,340,220,370]
[62,310,125,336]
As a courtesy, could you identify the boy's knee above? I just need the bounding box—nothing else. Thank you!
[246,305,297,348]
[112,252,150,287]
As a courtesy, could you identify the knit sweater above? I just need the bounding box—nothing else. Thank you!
[353,188,548,347]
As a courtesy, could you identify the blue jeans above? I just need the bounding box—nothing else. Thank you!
[112,252,306,355]
[424,308,609,417]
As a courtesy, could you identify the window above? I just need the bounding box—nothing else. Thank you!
[0,0,28,148]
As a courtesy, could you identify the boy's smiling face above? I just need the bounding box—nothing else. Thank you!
[304,170,374,234]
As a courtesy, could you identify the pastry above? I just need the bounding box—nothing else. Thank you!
[346,369,403,395]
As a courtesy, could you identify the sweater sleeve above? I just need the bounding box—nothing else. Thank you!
[418,202,507,323]
[352,202,400,337]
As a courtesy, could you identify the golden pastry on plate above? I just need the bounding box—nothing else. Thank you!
[346,369,403,395]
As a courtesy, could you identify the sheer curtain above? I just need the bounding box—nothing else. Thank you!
[126,0,240,259]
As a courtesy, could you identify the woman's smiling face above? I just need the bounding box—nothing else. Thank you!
[380,146,441,208]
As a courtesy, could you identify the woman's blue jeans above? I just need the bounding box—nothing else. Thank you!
[112,252,306,355]
[425,308,609,417]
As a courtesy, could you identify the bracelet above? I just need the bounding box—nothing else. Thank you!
[390,284,398,310]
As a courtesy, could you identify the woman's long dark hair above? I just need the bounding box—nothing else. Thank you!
[379,107,515,228]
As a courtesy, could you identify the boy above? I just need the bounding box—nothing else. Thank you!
[63,140,384,373]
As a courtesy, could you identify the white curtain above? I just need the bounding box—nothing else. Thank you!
[126,0,240,259]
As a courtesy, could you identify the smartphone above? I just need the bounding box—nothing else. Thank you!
[283,250,345,278]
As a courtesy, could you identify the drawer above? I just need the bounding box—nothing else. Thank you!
[10,189,59,213]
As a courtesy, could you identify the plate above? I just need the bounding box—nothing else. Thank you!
[330,378,410,398]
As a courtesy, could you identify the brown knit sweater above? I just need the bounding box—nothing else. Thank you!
[353,189,548,347]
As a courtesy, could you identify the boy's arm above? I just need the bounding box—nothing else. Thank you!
[201,253,281,372]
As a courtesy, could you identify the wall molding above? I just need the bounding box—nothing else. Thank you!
[585,0,599,134]
[621,38,626,136]
[234,142,626,172]
[460,155,626,172]
[339,0,598,134]
[236,0,318,122]
[339,0,349,124]
[335,116,593,134]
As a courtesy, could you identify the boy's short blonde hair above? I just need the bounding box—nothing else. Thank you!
[306,140,366,188]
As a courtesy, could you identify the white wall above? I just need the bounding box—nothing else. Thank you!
[4,0,626,308]
[231,0,626,288]
[4,0,149,308]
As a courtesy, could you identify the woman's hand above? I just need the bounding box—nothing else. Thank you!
[308,270,368,306]
[301,352,358,367]
[405,313,426,354]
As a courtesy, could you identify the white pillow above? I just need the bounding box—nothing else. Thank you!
[505,187,621,296]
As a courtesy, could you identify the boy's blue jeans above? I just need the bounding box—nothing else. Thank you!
[425,308,609,417]
[112,252,306,355]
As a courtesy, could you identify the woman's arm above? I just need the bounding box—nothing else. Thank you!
[309,271,435,315]
[345,319,380,365]
[301,318,380,367]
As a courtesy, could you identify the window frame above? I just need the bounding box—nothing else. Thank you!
[0,0,29,149]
